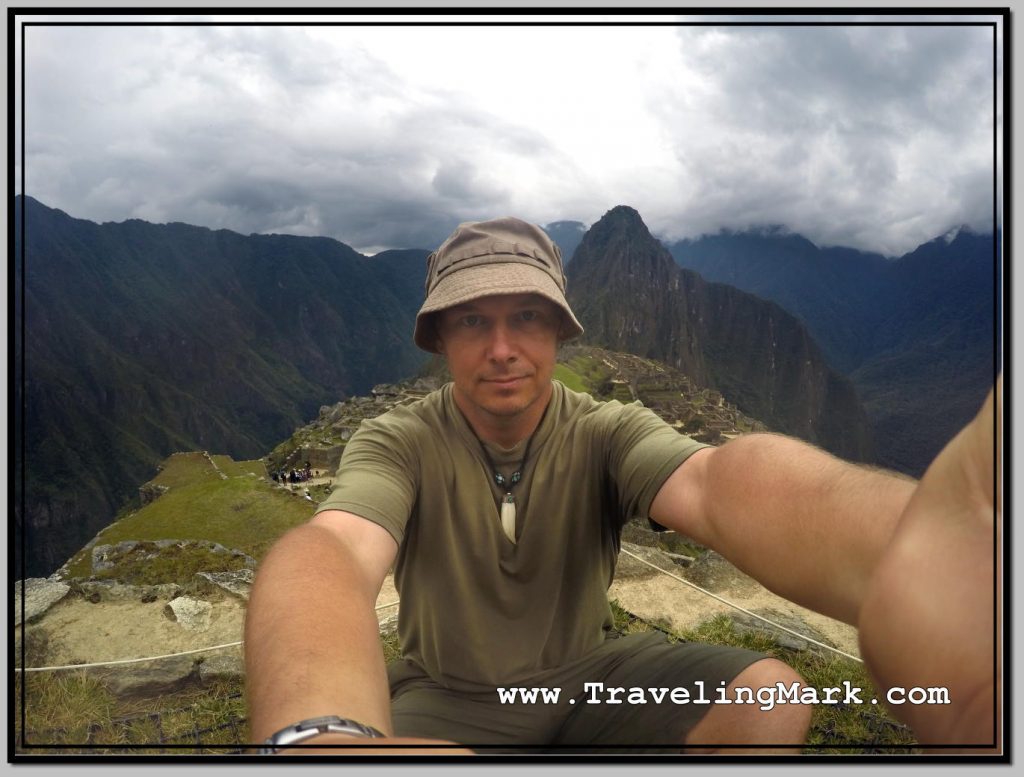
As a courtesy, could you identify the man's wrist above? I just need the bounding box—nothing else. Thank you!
[260,715,386,754]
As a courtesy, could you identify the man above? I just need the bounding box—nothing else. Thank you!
[245,217,1000,754]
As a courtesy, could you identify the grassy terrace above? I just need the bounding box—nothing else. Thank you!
[63,454,312,580]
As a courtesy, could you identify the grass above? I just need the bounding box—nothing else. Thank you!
[15,672,248,755]
[90,542,252,587]
[552,364,589,394]
[64,453,314,579]
[19,448,307,754]
[609,601,918,753]
[17,606,916,755]
[148,453,221,489]
[211,456,267,479]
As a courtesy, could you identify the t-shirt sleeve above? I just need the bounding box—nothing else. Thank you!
[605,400,710,529]
[313,411,419,546]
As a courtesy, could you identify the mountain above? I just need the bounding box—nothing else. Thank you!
[567,206,873,462]
[14,196,430,577]
[667,226,997,475]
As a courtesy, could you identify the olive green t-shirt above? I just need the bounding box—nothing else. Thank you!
[316,380,708,692]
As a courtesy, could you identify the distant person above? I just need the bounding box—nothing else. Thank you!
[246,218,1000,754]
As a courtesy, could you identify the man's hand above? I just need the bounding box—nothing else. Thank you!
[858,379,1001,749]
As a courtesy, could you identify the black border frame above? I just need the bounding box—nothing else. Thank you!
[8,5,1011,765]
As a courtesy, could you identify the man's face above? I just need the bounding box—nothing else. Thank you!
[435,293,561,429]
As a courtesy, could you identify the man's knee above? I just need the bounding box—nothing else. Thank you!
[734,658,813,725]
[685,658,812,752]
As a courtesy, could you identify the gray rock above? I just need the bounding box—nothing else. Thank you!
[14,578,70,625]
[138,483,170,506]
[75,581,179,603]
[164,597,213,632]
[91,544,118,574]
[99,656,199,699]
[195,570,254,601]
[614,542,679,581]
[198,652,244,683]
[730,609,833,653]
[683,550,759,594]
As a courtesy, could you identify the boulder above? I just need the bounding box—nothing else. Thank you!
[614,542,679,581]
[75,581,179,603]
[164,596,213,632]
[378,612,399,635]
[683,550,759,594]
[198,652,244,683]
[138,483,170,506]
[14,578,70,625]
[99,656,199,699]
[195,570,253,601]
[730,608,834,653]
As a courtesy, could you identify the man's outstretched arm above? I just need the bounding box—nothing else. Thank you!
[858,380,999,747]
[651,381,1000,746]
[245,511,397,745]
[650,430,917,626]
[245,510,472,754]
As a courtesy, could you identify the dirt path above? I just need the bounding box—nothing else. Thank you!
[609,575,860,658]
[23,565,855,671]
[23,577,400,669]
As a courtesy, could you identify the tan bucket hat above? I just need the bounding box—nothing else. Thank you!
[414,217,585,353]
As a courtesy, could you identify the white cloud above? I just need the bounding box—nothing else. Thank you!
[19,16,1000,256]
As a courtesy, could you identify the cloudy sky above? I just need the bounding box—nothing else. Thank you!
[15,11,1002,257]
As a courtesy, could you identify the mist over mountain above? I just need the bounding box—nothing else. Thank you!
[667,226,997,475]
[567,206,873,462]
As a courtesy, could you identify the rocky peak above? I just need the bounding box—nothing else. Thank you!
[569,205,677,283]
[566,206,873,461]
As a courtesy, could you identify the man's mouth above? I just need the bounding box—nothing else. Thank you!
[484,375,528,386]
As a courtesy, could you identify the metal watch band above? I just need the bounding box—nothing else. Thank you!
[259,715,386,754]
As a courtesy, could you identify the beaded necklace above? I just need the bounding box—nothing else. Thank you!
[475,432,537,544]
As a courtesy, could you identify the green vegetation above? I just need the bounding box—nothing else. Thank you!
[18,605,916,754]
[15,672,248,754]
[211,456,267,479]
[64,453,314,579]
[90,542,251,588]
[609,602,917,753]
[563,353,613,394]
[552,364,588,393]
[150,453,222,489]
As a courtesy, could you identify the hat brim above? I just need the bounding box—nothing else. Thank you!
[414,262,584,353]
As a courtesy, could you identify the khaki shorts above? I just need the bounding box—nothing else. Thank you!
[389,631,767,753]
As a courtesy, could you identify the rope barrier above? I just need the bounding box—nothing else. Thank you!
[20,549,862,674]
[15,599,401,674]
[619,547,863,663]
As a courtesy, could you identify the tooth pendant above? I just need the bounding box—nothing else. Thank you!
[500,493,516,543]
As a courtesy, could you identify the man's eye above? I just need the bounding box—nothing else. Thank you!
[460,315,482,327]
[518,310,538,322]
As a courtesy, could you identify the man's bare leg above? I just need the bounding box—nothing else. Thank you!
[683,658,812,754]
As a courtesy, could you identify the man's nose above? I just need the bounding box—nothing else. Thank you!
[486,323,517,362]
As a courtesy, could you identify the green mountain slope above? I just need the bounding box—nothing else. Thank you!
[15,196,429,576]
